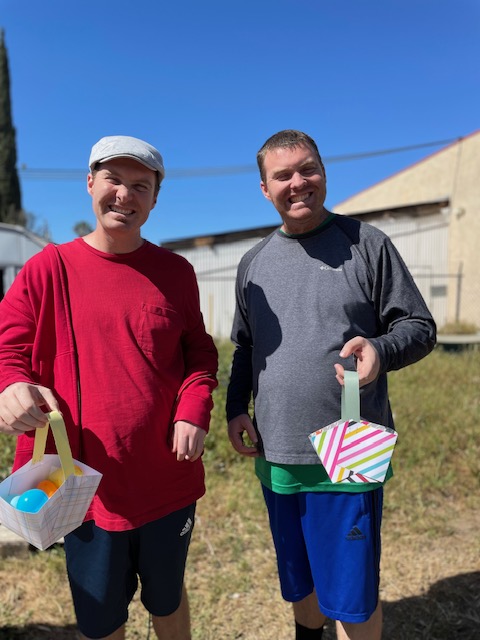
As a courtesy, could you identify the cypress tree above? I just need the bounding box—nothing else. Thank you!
[0,29,24,225]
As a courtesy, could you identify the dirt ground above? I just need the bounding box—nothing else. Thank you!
[0,495,479,640]
[184,499,480,640]
[376,504,480,640]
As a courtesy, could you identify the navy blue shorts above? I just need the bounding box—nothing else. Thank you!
[64,504,196,639]
[262,486,382,623]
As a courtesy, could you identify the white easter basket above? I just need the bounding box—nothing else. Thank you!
[0,411,102,550]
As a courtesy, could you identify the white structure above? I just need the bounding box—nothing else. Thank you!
[0,223,48,298]
[162,204,450,340]
[163,133,480,339]
[335,201,451,328]
[334,131,480,330]
[162,226,278,339]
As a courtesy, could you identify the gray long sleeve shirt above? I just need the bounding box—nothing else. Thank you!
[226,213,436,464]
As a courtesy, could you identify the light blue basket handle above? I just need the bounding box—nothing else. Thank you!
[341,370,360,421]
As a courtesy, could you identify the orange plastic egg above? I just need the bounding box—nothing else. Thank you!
[36,479,58,498]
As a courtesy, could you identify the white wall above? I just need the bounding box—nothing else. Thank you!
[0,224,47,295]
[173,236,268,339]
[363,213,450,327]
[172,214,448,339]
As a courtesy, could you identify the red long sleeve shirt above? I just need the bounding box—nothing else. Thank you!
[0,239,218,531]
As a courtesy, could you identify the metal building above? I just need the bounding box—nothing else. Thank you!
[335,131,480,331]
[0,223,48,299]
[163,132,480,339]
[162,226,278,339]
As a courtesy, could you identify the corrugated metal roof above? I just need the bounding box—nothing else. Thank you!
[160,200,448,250]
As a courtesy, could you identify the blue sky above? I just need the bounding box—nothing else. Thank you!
[1,0,479,245]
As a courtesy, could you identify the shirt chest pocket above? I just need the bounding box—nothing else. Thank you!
[139,303,183,357]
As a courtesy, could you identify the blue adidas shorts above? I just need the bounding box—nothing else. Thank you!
[64,504,195,639]
[262,486,383,623]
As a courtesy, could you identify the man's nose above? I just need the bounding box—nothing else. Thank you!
[116,184,132,200]
[290,172,306,189]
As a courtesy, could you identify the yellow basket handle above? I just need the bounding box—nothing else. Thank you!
[32,411,76,481]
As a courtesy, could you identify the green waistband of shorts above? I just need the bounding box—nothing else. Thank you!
[255,457,393,494]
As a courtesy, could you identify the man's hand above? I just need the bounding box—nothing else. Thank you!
[334,336,380,387]
[0,382,59,435]
[228,414,259,457]
[172,420,207,462]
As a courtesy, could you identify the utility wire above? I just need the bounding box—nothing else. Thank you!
[18,136,460,181]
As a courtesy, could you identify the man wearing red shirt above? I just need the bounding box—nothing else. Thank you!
[0,135,218,640]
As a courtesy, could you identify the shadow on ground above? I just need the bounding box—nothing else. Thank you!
[323,571,480,640]
[1,572,478,639]
[0,625,77,640]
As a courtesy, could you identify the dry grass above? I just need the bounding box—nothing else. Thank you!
[1,346,479,639]
[1,466,478,639]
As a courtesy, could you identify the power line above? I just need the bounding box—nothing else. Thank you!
[18,136,460,181]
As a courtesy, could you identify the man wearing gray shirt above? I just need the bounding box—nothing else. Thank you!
[226,130,435,640]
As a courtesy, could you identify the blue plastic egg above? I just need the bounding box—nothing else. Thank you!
[9,495,20,508]
[15,488,48,513]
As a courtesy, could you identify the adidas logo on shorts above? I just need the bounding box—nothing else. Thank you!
[346,526,366,541]
[180,517,193,537]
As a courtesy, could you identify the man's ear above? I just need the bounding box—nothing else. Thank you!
[260,181,272,202]
[87,173,94,195]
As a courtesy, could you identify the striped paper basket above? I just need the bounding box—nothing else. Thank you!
[309,419,398,483]
[308,370,398,484]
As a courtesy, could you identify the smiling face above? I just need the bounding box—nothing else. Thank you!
[86,157,158,253]
[260,143,327,235]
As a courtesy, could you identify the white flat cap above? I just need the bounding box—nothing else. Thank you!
[89,135,165,181]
